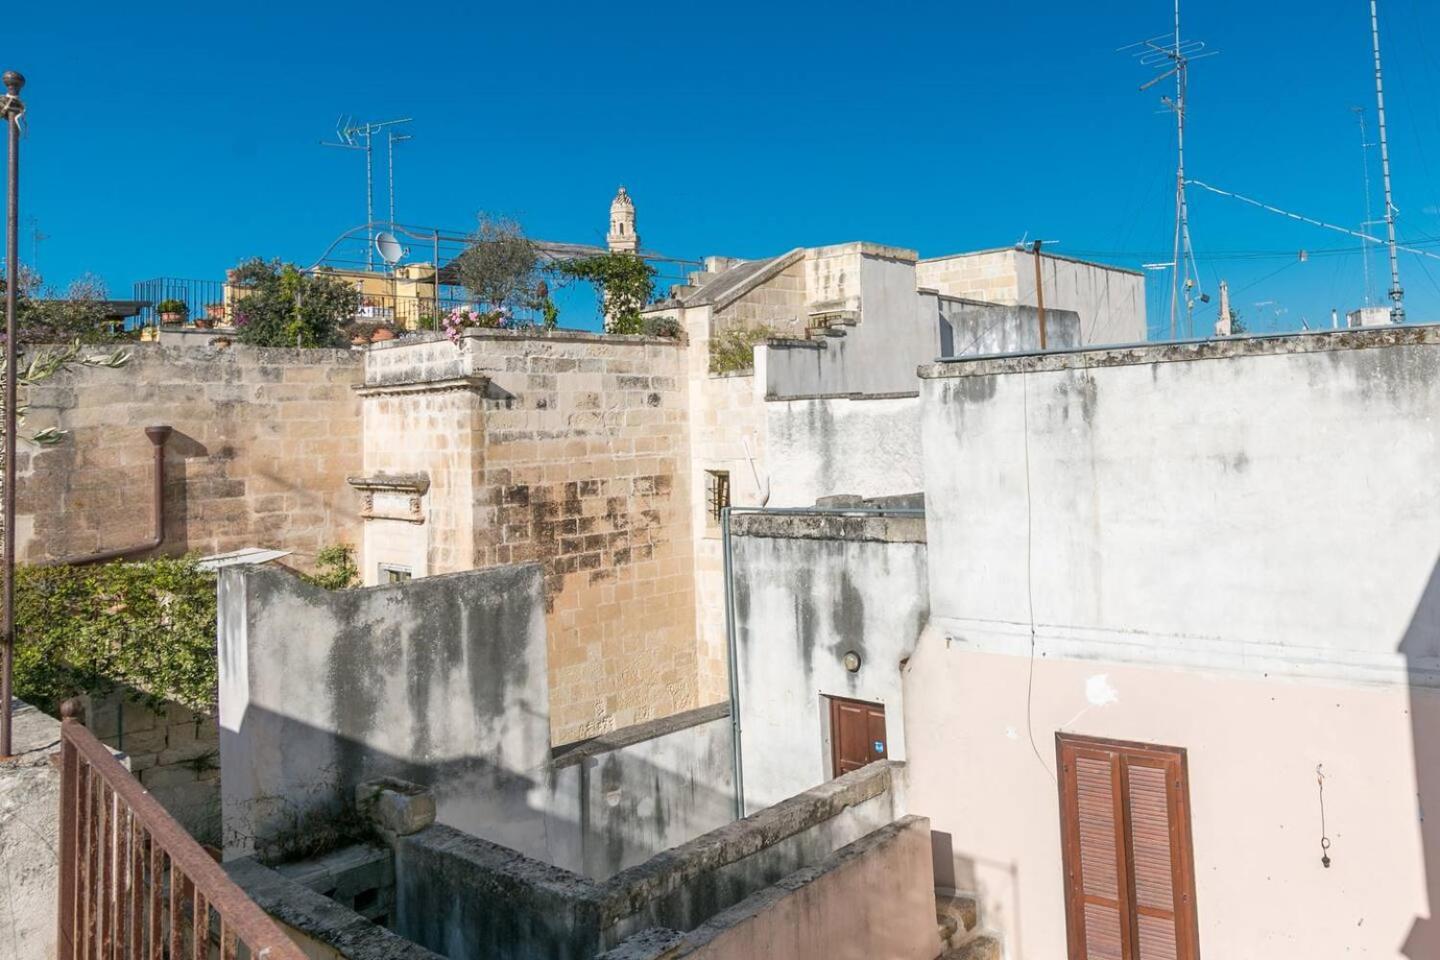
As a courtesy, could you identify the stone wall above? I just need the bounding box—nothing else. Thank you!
[389,761,900,960]
[909,325,1440,959]
[218,563,553,863]
[360,331,699,744]
[709,258,807,339]
[82,689,221,846]
[917,248,1147,346]
[19,343,363,569]
[730,513,927,811]
[0,701,67,960]
[599,816,940,960]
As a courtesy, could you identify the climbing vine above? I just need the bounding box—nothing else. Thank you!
[553,253,657,334]
[14,556,218,713]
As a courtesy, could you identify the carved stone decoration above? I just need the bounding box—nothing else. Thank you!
[347,473,431,524]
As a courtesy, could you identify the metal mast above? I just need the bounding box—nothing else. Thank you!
[1353,106,1377,306]
[0,71,23,760]
[323,117,412,271]
[1369,0,1404,322]
[386,128,412,229]
[1122,0,1216,339]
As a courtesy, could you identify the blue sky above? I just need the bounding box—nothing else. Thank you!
[10,0,1440,337]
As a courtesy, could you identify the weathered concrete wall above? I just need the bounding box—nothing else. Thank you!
[20,343,363,569]
[549,703,735,880]
[910,325,1440,959]
[939,297,1080,356]
[731,515,927,811]
[361,331,699,745]
[599,815,940,960]
[765,246,943,399]
[218,563,553,862]
[0,701,65,960]
[764,395,922,508]
[390,761,900,960]
[917,248,1147,346]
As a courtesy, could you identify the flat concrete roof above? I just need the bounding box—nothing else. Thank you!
[919,322,1440,379]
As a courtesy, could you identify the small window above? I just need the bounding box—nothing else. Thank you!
[705,470,730,529]
[380,564,412,584]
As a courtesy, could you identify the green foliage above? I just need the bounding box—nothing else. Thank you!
[1227,308,1246,334]
[301,545,360,590]
[10,272,127,345]
[3,340,128,449]
[452,216,550,320]
[553,253,657,333]
[709,323,778,374]
[640,314,683,339]
[14,556,218,713]
[155,298,188,316]
[229,258,360,348]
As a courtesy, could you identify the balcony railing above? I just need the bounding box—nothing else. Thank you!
[56,702,306,960]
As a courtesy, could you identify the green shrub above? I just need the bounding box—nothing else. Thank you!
[552,253,657,333]
[229,258,360,348]
[301,545,360,590]
[15,556,217,713]
[709,323,778,374]
[155,298,188,315]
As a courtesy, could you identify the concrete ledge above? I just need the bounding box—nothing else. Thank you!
[226,856,445,960]
[921,322,1440,379]
[765,389,919,403]
[353,375,490,397]
[551,702,732,770]
[593,760,899,924]
[366,328,684,350]
[731,513,926,544]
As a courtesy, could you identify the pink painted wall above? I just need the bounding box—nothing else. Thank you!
[903,640,1439,960]
[682,815,941,960]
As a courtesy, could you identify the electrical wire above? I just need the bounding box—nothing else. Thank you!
[1021,371,1056,785]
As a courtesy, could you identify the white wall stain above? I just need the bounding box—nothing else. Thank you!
[1086,673,1119,706]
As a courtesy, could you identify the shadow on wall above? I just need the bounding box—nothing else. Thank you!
[1402,556,1440,960]
[218,563,735,878]
[160,430,205,555]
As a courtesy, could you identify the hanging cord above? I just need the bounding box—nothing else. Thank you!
[1022,371,1056,784]
[1317,763,1332,868]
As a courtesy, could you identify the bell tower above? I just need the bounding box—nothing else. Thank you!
[607,186,639,254]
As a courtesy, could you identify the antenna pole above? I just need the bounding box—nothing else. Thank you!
[1354,107,1376,306]
[387,131,396,229]
[364,126,374,272]
[1370,0,1404,322]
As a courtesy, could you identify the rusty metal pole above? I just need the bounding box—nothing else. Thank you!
[1031,239,1047,351]
[1,71,24,759]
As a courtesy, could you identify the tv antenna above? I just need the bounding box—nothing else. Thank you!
[1352,106,1377,307]
[322,116,413,271]
[1120,0,1217,340]
[1368,0,1404,322]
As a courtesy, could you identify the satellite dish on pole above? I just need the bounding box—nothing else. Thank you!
[374,231,404,266]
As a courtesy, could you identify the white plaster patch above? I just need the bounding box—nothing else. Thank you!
[1085,673,1119,706]
[1004,726,1019,740]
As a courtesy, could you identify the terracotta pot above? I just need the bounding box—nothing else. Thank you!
[205,303,225,321]
[193,317,213,330]
[370,327,396,342]
[159,311,184,325]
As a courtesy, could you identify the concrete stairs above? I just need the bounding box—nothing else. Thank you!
[935,891,1002,960]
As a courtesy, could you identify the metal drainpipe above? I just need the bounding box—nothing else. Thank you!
[721,505,745,819]
[719,502,927,822]
[49,425,173,566]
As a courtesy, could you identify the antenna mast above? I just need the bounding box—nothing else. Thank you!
[323,116,413,271]
[1368,0,1404,322]
[1122,0,1217,339]
[1353,106,1376,306]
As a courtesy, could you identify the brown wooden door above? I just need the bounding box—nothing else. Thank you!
[1056,734,1200,960]
[829,696,887,776]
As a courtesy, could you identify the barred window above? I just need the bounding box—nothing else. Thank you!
[706,470,730,528]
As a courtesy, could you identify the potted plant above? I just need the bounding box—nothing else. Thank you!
[156,298,188,326]
[370,326,396,343]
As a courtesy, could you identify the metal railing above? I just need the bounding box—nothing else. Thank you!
[57,702,305,960]
[132,278,227,330]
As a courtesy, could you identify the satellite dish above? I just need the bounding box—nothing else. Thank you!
[374,231,404,266]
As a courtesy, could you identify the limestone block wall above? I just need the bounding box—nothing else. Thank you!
[82,689,222,846]
[360,331,699,745]
[19,343,364,569]
[675,303,770,706]
[710,259,807,338]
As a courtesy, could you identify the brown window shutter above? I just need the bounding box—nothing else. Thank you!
[1057,735,1200,960]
